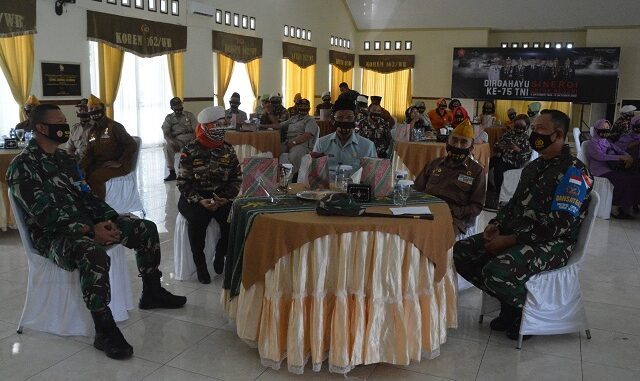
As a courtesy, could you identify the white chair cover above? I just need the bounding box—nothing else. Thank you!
[520,191,600,337]
[105,136,145,215]
[572,128,582,158]
[173,212,221,281]
[499,168,523,203]
[580,141,613,219]
[296,154,312,184]
[10,194,132,337]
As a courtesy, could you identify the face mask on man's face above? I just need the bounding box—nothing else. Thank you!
[42,123,71,144]
[527,110,537,118]
[529,130,557,152]
[508,113,517,121]
[89,109,105,121]
[334,121,355,135]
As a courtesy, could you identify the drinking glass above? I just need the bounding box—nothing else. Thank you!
[399,184,412,206]
[15,129,25,146]
[278,164,293,194]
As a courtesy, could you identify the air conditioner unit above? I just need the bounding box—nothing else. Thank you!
[189,1,215,17]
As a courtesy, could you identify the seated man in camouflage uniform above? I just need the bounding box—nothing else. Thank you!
[454,110,593,341]
[177,106,241,284]
[162,97,196,181]
[6,104,187,361]
[414,119,486,237]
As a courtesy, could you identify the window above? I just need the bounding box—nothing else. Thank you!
[249,17,255,30]
[89,42,173,147]
[215,9,222,23]
[121,0,131,6]
[242,15,248,29]
[225,11,231,25]
[395,41,402,50]
[0,73,19,137]
[135,0,144,9]
[364,41,370,50]
[222,62,255,117]
[404,41,412,50]
[284,25,289,37]
[373,41,381,50]
[171,1,179,15]
[306,30,311,41]
[106,0,116,4]
[148,0,156,11]
[384,41,391,50]
[159,0,168,13]
[233,13,239,27]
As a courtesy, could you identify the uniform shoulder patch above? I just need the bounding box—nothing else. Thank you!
[552,166,588,217]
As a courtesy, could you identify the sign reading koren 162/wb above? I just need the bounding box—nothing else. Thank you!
[451,47,620,103]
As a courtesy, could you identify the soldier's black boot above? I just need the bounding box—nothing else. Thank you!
[164,170,177,181]
[506,307,532,341]
[489,302,517,332]
[91,308,133,360]
[138,270,187,309]
[193,252,211,284]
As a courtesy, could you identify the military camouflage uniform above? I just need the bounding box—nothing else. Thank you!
[356,116,392,158]
[454,146,593,307]
[6,139,161,311]
[490,129,532,191]
[177,140,241,269]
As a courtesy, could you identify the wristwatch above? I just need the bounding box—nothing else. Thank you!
[292,140,297,145]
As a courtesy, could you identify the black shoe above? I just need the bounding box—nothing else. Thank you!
[139,270,187,309]
[197,266,211,284]
[91,308,133,360]
[213,256,224,275]
[612,211,634,220]
[505,309,532,341]
[164,170,177,181]
[490,303,517,332]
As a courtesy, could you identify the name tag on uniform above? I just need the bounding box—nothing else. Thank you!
[457,174,474,185]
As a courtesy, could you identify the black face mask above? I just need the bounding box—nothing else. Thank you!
[529,130,556,152]
[43,123,71,143]
[446,144,470,161]
[173,108,183,115]
[483,108,494,115]
[89,109,105,121]
[370,112,382,118]
[334,121,355,134]
[527,110,537,118]
[508,113,517,121]
[596,129,613,139]
[297,107,310,115]
[514,124,527,133]
[454,115,464,125]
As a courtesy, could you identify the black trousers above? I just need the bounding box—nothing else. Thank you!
[490,157,519,193]
[178,196,231,268]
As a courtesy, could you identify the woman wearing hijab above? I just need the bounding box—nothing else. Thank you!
[586,119,640,219]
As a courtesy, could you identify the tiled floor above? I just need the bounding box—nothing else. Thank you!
[1,146,639,380]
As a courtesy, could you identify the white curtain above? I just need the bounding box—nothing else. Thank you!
[89,42,172,147]
[223,61,255,117]
[0,72,19,137]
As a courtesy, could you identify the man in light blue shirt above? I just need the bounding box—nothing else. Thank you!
[313,97,377,173]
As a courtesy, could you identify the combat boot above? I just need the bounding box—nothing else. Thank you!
[91,307,133,360]
[506,307,532,341]
[490,302,517,332]
[138,269,187,310]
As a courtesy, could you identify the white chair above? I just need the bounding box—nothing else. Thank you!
[105,136,145,216]
[580,141,613,219]
[10,193,133,337]
[173,213,221,281]
[296,154,312,184]
[572,127,582,158]
[498,151,539,204]
[479,191,600,349]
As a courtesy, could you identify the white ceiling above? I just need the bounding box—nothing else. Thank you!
[345,0,640,30]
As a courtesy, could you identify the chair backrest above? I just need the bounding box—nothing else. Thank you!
[567,190,600,267]
[8,190,38,254]
[572,128,582,157]
[297,154,312,183]
[131,136,142,173]
[579,141,589,165]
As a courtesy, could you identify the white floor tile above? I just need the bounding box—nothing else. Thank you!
[581,328,640,371]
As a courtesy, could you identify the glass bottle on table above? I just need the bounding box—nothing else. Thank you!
[393,170,408,205]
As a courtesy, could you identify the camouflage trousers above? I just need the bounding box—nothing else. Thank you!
[42,216,161,311]
[453,233,572,308]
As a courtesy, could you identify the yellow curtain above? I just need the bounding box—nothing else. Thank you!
[217,53,235,107]
[330,65,353,104]
[284,59,316,110]
[362,68,412,121]
[246,58,261,111]
[97,42,124,118]
[495,100,572,124]
[0,35,34,121]
[167,52,184,99]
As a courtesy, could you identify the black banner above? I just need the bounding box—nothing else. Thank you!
[41,62,81,97]
[212,31,262,63]
[0,0,36,37]
[451,47,620,103]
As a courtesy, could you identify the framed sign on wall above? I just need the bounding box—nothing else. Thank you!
[41,62,82,97]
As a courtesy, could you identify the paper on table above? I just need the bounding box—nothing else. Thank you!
[390,206,432,215]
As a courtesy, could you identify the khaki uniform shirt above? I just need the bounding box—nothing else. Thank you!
[415,156,486,235]
[281,114,319,149]
[161,111,197,144]
[66,120,94,160]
